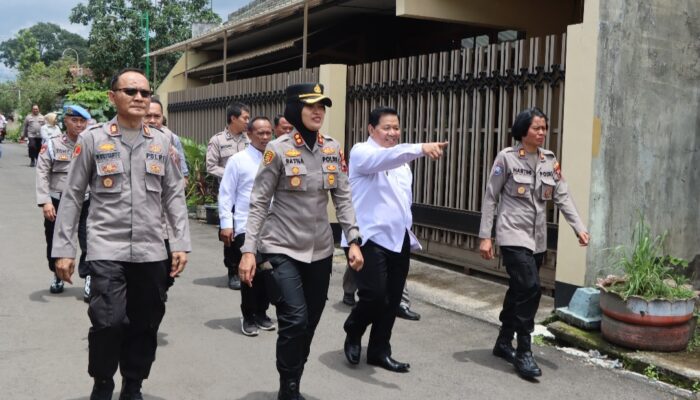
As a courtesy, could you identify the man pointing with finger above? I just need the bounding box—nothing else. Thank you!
[52,68,191,400]
[342,106,448,373]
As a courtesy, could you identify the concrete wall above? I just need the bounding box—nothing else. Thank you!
[155,52,209,120]
[396,0,579,37]
[586,0,700,287]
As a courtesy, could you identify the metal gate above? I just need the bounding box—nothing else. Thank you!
[345,34,567,288]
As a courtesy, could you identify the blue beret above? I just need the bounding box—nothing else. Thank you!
[63,104,91,120]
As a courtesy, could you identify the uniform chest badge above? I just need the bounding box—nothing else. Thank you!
[263,150,275,165]
[101,162,118,174]
[57,154,70,161]
[326,164,337,172]
[98,143,116,152]
[327,174,336,186]
[544,187,553,199]
[149,144,162,153]
[149,164,162,174]
[102,177,114,188]
[517,186,526,195]
[322,147,335,155]
[290,176,302,187]
[285,149,301,157]
[291,166,300,175]
[73,144,82,158]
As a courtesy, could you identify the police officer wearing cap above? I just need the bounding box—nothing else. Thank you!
[207,102,251,290]
[239,83,363,400]
[52,68,191,400]
[36,104,91,297]
[479,107,589,379]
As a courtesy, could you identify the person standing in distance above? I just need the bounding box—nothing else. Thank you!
[219,116,276,337]
[239,83,363,400]
[479,107,589,379]
[22,104,45,166]
[342,106,447,373]
[207,102,250,290]
[36,105,91,298]
[273,114,294,139]
[52,68,191,400]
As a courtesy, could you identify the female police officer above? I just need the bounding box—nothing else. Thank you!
[479,107,589,379]
[239,83,363,400]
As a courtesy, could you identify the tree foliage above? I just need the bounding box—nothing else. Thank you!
[17,59,74,116]
[66,88,115,122]
[0,23,88,70]
[0,82,19,115]
[70,0,221,84]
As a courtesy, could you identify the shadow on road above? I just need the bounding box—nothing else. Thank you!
[192,275,228,288]
[235,391,321,400]
[205,317,250,337]
[454,348,559,378]
[66,393,167,400]
[330,300,353,313]
[318,350,401,390]
[29,287,85,303]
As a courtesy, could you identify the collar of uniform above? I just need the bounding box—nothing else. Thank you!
[293,131,305,147]
[107,121,152,138]
[225,129,246,141]
[317,132,324,146]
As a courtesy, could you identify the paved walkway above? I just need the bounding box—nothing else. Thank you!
[0,142,688,399]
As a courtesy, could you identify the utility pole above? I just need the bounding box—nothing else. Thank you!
[141,11,150,79]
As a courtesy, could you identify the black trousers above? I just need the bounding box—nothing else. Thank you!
[344,233,410,359]
[44,197,90,277]
[498,246,545,336]
[233,234,270,319]
[87,260,168,380]
[221,206,237,276]
[28,137,42,160]
[264,253,332,380]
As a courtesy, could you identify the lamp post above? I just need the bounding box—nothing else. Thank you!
[62,48,80,76]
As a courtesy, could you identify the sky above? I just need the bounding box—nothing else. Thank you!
[0,0,250,81]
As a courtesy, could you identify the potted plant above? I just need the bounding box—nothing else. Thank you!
[181,137,216,220]
[597,216,698,351]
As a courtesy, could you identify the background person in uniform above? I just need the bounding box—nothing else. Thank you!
[40,112,61,144]
[207,102,250,290]
[341,106,447,373]
[219,116,276,337]
[273,114,293,139]
[239,83,363,400]
[21,104,45,166]
[144,98,188,299]
[36,105,91,298]
[52,68,191,400]
[479,107,589,379]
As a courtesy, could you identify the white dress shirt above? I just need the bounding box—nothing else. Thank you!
[218,144,263,233]
[341,137,424,252]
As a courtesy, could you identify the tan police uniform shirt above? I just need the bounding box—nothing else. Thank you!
[479,143,586,254]
[206,129,249,178]
[241,131,360,263]
[52,118,191,262]
[36,133,77,205]
[23,113,45,138]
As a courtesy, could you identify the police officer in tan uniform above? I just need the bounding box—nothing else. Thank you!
[479,107,589,379]
[239,83,363,400]
[36,105,91,297]
[22,104,45,166]
[206,102,250,290]
[52,68,191,400]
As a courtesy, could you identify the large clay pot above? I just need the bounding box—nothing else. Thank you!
[599,288,697,351]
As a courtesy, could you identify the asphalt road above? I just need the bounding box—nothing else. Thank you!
[0,142,685,399]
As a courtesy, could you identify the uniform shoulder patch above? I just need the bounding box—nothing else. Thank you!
[73,144,82,158]
[493,161,504,176]
[263,150,275,165]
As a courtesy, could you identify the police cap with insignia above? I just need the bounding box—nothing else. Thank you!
[63,104,91,120]
[285,83,332,107]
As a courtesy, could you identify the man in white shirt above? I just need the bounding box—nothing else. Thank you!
[219,116,276,337]
[342,107,447,373]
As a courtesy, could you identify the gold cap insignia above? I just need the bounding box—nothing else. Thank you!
[313,84,321,94]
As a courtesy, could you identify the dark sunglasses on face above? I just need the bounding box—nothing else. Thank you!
[114,88,153,98]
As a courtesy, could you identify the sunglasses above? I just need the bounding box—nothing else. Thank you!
[114,88,153,98]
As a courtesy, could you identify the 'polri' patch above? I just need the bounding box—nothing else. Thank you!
[493,162,504,176]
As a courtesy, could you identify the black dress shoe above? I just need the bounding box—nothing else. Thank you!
[514,351,542,378]
[367,355,410,373]
[228,274,241,290]
[344,335,361,365]
[396,306,420,321]
[492,341,516,364]
[342,292,356,306]
[119,378,144,400]
[90,378,114,400]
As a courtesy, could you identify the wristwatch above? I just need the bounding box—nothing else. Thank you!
[348,237,363,246]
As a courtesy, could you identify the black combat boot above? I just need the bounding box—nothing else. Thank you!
[277,377,305,400]
[492,328,516,364]
[90,377,115,400]
[118,378,144,400]
[514,334,542,378]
